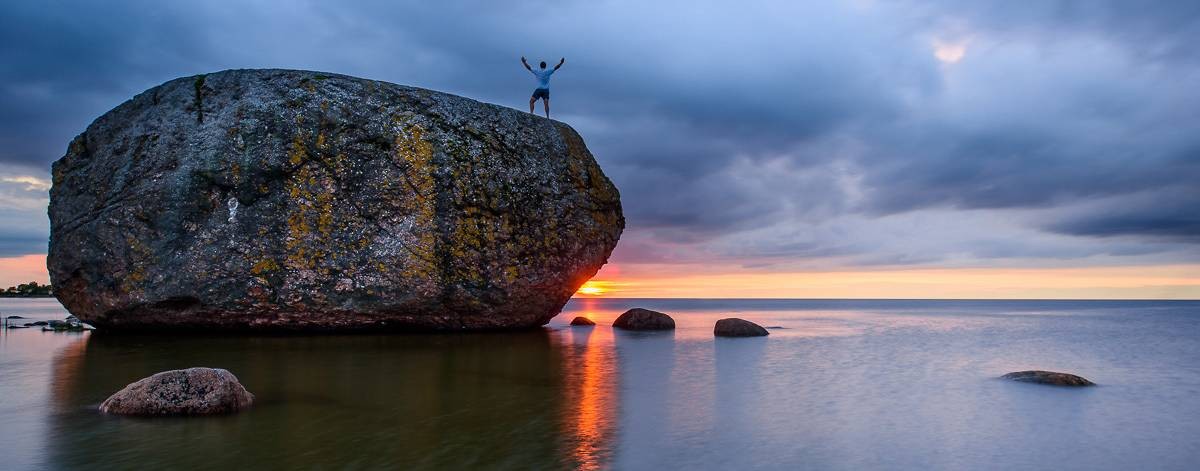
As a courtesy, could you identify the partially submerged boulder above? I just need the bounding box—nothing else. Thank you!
[43,316,92,331]
[613,308,675,331]
[714,318,769,337]
[48,69,623,331]
[1001,370,1095,387]
[100,367,255,415]
[569,316,596,326]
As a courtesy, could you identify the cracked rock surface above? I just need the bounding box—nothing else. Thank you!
[48,69,623,331]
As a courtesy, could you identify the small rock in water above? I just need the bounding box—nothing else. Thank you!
[7,324,30,329]
[1001,370,1095,387]
[31,321,48,326]
[100,367,255,416]
[613,308,675,331]
[569,316,596,326]
[6,315,27,319]
[46,318,85,331]
[47,319,81,331]
[714,318,770,337]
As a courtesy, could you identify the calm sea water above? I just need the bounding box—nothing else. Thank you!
[2,297,1198,470]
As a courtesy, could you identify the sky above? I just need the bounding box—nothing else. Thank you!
[1,0,1198,298]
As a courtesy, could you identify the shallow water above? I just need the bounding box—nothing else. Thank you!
[2,298,1198,470]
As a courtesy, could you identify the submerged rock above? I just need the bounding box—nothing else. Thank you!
[1001,370,1095,387]
[714,318,769,337]
[613,308,675,331]
[569,316,596,326]
[99,367,254,415]
[48,69,623,331]
[44,317,89,331]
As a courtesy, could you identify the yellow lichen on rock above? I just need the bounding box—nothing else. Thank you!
[250,258,279,275]
[288,134,307,166]
[393,121,439,279]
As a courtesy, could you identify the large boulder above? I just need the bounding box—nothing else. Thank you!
[714,318,769,337]
[613,308,675,331]
[1001,370,1095,387]
[48,69,623,331]
[99,367,254,415]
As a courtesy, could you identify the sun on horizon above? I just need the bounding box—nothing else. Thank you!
[575,280,614,297]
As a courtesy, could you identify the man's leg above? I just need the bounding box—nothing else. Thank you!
[529,96,536,114]
[543,98,550,118]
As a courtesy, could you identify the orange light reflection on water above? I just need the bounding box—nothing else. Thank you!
[562,307,618,470]
[49,332,91,410]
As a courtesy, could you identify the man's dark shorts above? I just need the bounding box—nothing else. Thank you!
[532,88,550,100]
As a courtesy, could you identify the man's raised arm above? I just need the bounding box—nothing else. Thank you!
[521,56,533,72]
[554,57,565,71]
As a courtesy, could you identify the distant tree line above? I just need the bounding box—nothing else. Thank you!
[0,281,53,297]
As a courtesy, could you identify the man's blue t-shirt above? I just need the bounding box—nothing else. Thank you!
[531,68,554,89]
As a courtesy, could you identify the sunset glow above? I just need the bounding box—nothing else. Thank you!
[0,254,50,287]
[579,263,1200,299]
[4,253,1196,300]
[575,280,611,296]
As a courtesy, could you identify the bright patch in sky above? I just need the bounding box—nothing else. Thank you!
[576,280,612,296]
[1,176,51,191]
[933,38,968,63]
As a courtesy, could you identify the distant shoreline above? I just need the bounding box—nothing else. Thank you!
[0,294,55,298]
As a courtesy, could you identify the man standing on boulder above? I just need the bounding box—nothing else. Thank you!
[522,56,564,118]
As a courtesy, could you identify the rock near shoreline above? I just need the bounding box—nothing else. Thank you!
[48,69,623,331]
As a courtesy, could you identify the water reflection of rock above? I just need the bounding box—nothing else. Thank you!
[46,331,618,469]
[612,329,678,468]
[47,332,91,412]
[713,336,769,466]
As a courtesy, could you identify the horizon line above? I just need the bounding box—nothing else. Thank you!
[569,296,1199,302]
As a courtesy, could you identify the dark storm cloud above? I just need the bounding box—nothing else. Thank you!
[0,2,222,165]
[1044,187,1200,242]
[0,0,1197,266]
[907,0,1200,61]
[1052,209,1200,242]
[847,0,1200,259]
[0,231,48,257]
[852,20,1200,215]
